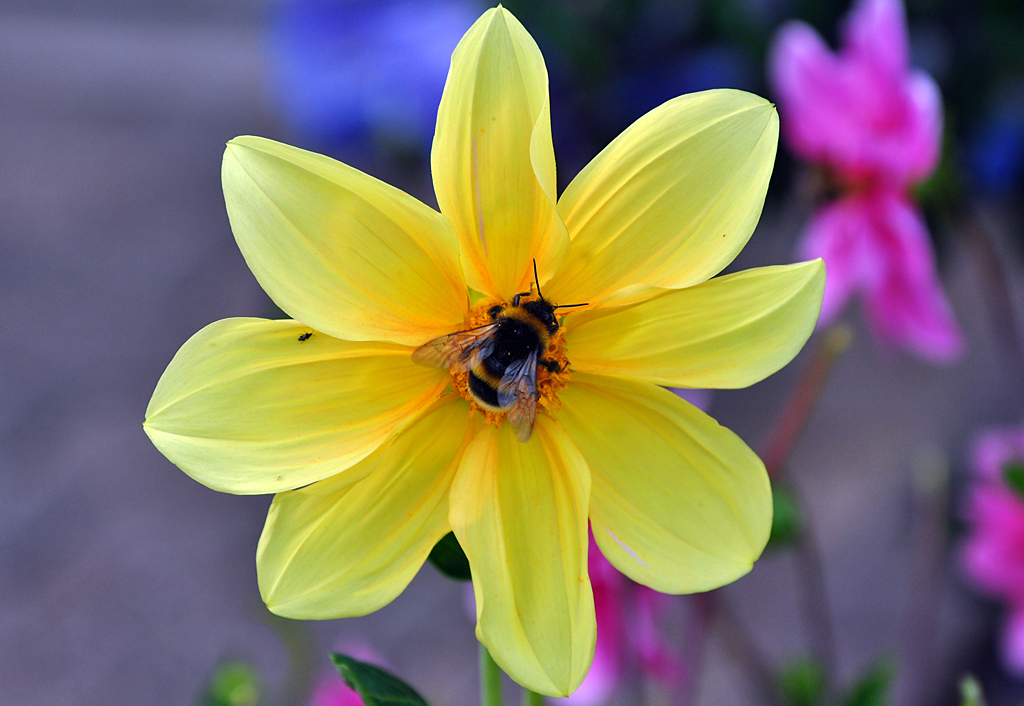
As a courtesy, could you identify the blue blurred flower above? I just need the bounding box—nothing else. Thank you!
[620,44,757,126]
[270,0,481,151]
[970,111,1024,195]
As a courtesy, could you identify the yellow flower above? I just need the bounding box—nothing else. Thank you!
[143,6,824,697]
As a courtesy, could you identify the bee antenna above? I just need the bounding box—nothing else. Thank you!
[532,258,588,310]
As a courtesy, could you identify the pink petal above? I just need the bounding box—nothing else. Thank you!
[847,67,943,188]
[796,192,962,362]
[901,71,944,182]
[310,675,364,706]
[769,0,942,188]
[565,542,625,706]
[634,587,684,685]
[562,631,619,706]
[859,193,963,363]
[769,22,861,167]
[797,197,872,327]
[971,427,1024,483]
[1002,607,1024,676]
[963,486,1024,599]
[842,0,909,78]
[961,421,1024,675]
[574,537,687,702]
[310,645,386,706]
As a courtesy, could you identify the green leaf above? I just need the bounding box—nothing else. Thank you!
[959,675,987,706]
[779,659,825,706]
[768,486,802,548]
[203,661,261,706]
[428,531,472,581]
[843,658,896,706]
[1003,463,1024,500]
[331,653,429,706]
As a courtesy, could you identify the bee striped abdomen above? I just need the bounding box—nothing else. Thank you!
[468,370,503,409]
[468,341,512,411]
[478,356,506,383]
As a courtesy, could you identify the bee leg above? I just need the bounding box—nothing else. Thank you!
[541,359,562,373]
[512,291,530,307]
[488,305,503,320]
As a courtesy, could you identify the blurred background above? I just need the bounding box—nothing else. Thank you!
[2,0,1024,704]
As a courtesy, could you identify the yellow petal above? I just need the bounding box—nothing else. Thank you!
[257,396,475,619]
[567,261,824,388]
[555,373,771,593]
[431,7,569,300]
[450,418,594,697]
[222,136,467,346]
[144,318,447,494]
[547,90,779,308]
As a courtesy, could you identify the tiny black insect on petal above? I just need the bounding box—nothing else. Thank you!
[298,332,313,341]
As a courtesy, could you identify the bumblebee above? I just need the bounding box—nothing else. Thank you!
[412,264,585,442]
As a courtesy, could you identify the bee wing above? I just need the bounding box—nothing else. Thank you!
[411,323,497,371]
[498,350,539,443]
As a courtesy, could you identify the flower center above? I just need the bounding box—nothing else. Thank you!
[450,299,571,428]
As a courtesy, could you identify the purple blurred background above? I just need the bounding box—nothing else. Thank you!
[2,0,1023,704]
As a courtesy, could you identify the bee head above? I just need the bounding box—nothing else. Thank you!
[522,260,587,334]
[523,299,559,334]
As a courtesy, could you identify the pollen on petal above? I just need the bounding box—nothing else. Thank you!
[537,327,571,412]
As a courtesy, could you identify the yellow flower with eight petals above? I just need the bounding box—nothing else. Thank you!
[143,6,824,697]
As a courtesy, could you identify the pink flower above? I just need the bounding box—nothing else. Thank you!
[961,423,1024,675]
[796,190,961,361]
[310,646,384,706]
[460,528,688,706]
[564,539,684,706]
[565,393,718,704]
[770,0,962,362]
[310,674,364,706]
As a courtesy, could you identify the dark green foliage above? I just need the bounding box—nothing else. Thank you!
[843,658,896,706]
[768,486,802,548]
[779,659,825,706]
[1003,462,1024,499]
[331,653,429,706]
[428,531,472,581]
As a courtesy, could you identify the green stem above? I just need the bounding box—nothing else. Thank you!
[523,689,544,706]
[481,644,503,706]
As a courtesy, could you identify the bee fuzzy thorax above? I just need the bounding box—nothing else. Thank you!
[497,306,553,346]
